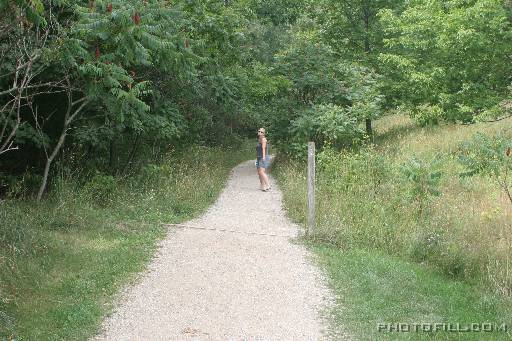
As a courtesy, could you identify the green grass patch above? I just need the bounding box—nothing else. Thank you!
[308,242,512,341]
[0,142,253,340]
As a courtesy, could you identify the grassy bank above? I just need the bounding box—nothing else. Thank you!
[0,142,253,340]
[309,242,511,340]
[273,115,512,339]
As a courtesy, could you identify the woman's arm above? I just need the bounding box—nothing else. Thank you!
[261,138,267,159]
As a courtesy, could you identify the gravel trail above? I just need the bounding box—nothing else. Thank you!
[92,157,345,340]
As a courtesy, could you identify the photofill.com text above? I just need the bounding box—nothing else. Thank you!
[377,323,508,333]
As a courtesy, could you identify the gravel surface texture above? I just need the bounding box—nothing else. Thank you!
[91,157,347,341]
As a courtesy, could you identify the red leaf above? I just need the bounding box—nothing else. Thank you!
[184,38,189,48]
[95,45,100,59]
[132,12,141,25]
[106,4,112,13]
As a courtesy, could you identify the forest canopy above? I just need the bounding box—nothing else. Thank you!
[1,0,511,197]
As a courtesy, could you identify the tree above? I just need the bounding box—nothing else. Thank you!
[270,18,383,153]
[245,0,307,26]
[378,0,512,124]
[0,0,51,156]
[33,0,192,198]
[313,0,404,136]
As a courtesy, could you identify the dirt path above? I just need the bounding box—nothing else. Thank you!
[92,158,344,340]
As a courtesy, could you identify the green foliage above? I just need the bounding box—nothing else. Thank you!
[66,0,192,140]
[1,0,264,188]
[2,0,512,185]
[269,21,384,155]
[400,155,443,203]
[274,31,347,105]
[314,0,404,61]
[313,0,405,114]
[1,0,47,27]
[82,173,118,207]
[409,103,445,127]
[474,100,512,123]
[290,104,364,151]
[0,171,42,199]
[458,132,512,177]
[316,145,392,195]
[248,0,307,26]
[275,145,503,294]
[379,0,512,123]
[458,132,512,205]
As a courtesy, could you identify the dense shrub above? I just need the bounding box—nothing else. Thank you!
[290,104,365,150]
[399,155,443,216]
[458,132,512,205]
[82,174,118,207]
[409,104,445,127]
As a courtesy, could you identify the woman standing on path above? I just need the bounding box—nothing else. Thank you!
[256,128,271,191]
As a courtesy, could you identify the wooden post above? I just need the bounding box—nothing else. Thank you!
[307,142,315,237]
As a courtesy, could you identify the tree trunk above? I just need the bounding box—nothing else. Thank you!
[109,139,116,173]
[37,124,68,200]
[36,88,87,200]
[122,133,141,175]
[365,118,373,140]
[362,1,374,141]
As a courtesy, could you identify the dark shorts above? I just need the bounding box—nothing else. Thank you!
[256,156,270,169]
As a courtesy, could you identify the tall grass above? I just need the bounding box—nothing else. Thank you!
[274,115,512,297]
[0,142,253,340]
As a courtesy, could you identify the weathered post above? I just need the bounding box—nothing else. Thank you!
[307,142,315,237]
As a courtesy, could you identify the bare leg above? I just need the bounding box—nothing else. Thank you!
[263,172,270,190]
[258,168,267,190]
[258,168,264,189]
[261,158,271,190]
[258,168,270,190]
[257,168,265,189]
